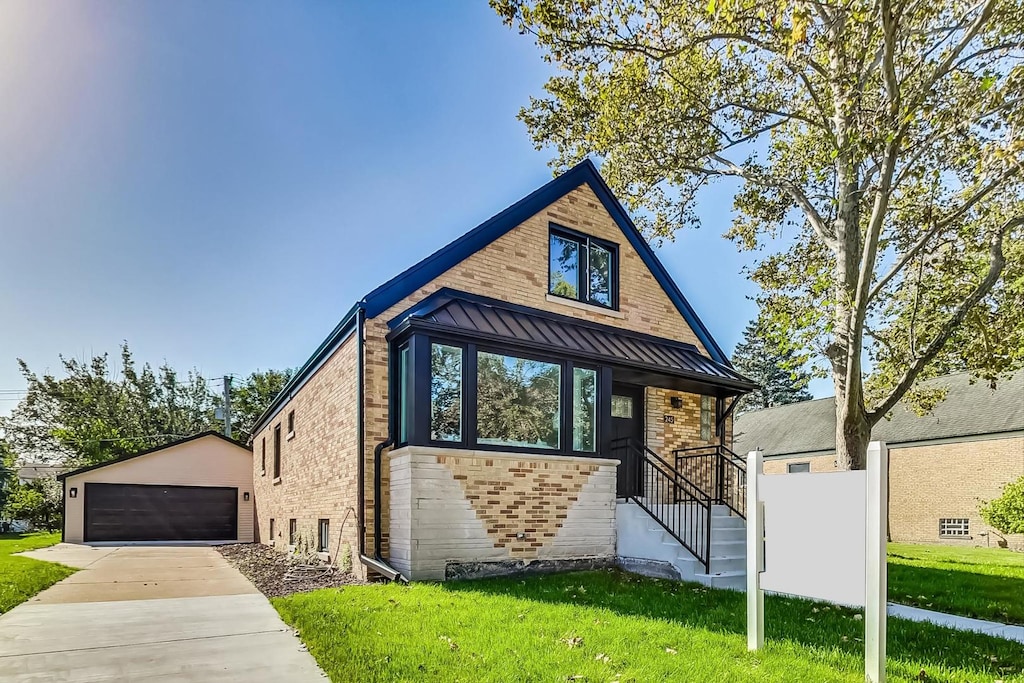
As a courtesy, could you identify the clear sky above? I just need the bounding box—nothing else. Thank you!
[0,0,829,410]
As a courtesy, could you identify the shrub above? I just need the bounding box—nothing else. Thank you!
[980,476,1024,535]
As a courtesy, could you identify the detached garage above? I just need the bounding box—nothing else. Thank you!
[59,432,254,544]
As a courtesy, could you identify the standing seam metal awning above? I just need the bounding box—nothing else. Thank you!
[388,290,757,393]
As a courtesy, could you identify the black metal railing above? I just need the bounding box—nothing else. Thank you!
[673,445,747,519]
[612,437,712,572]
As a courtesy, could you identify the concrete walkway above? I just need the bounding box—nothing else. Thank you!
[0,544,326,682]
[888,602,1024,644]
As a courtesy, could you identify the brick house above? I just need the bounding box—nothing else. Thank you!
[734,371,1024,550]
[250,161,756,583]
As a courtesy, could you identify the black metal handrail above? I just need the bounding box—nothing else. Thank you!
[612,437,711,572]
[674,445,747,519]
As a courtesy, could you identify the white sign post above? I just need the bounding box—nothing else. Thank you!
[747,441,889,683]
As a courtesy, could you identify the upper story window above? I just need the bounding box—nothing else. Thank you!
[549,226,618,309]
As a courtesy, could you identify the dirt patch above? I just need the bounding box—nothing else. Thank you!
[217,543,366,598]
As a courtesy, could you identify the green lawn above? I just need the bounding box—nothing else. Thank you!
[0,532,75,614]
[889,543,1024,625]
[273,569,1024,683]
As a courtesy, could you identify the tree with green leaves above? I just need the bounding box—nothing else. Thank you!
[493,0,1024,468]
[3,476,63,531]
[222,369,294,442]
[731,319,813,412]
[980,475,1024,535]
[0,440,17,519]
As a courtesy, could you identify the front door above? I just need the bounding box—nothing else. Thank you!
[611,384,644,497]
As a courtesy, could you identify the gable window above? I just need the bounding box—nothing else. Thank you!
[700,396,714,441]
[549,226,617,309]
[787,462,811,473]
[939,518,970,537]
[318,519,330,553]
[273,425,282,479]
[477,351,561,449]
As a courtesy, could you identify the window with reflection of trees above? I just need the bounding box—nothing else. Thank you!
[477,351,561,449]
[430,344,463,441]
[549,228,615,308]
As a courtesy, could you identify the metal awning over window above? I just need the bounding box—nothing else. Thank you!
[388,289,757,396]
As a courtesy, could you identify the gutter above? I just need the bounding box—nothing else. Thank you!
[355,305,406,582]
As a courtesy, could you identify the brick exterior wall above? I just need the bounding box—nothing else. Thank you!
[762,435,1024,550]
[250,335,364,576]
[389,446,617,580]
[252,179,723,579]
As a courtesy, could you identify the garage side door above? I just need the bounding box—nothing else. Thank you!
[84,483,238,542]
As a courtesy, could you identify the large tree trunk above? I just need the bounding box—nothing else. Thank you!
[834,371,871,470]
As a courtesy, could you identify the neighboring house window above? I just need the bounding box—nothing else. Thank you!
[548,226,617,308]
[939,518,970,537]
[572,367,597,452]
[700,396,713,441]
[787,462,811,473]
[269,518,275,541]
[287,410,295,437]
[477,351,561,449]
[260,437,266,475]
[273,425,282,479]
[318,519,329,553]
[430,343,463,442]
[288,519,297,546]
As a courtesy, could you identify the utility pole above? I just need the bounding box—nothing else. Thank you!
[222,375,232,438]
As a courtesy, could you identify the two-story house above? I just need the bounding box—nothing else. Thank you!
[250,160,756,585]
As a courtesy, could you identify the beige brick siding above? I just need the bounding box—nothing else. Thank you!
[763,435,1024,550]
[251,335,363,576]
[389,446,617,580]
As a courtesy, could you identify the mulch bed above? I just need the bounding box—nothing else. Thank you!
[218,543,366,598]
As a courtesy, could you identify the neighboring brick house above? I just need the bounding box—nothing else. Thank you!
[734,371,1024,550]
[250,161,756,581]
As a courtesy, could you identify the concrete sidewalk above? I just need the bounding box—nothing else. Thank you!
[0,544,326,682]
[888,603,1024,644]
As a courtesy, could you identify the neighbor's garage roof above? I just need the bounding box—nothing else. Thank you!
[57,431,251,480]
[733,370,1024,457]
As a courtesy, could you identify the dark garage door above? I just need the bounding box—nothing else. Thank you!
[84,483,238,542]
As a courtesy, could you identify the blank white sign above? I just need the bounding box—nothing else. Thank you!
[759,470,867,606]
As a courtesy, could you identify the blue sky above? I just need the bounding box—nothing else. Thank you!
[0,1,829,409]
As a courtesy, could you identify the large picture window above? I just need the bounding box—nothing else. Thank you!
[549,227,617,309]
[430,343,463,442]
[477,351,561,449]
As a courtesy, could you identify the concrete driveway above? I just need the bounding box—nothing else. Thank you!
[0,544,326,682]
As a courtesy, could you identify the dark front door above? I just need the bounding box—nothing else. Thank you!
[84,483,238,542]
[611,383,644,497]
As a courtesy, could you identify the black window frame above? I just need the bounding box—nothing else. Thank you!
[547,224,619,310]
[260,437,266,475]
[273,424,282,479]
[318,518,329,553]
[398,331,612,458]
[287,410,295,436]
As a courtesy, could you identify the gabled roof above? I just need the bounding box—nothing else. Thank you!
[57,431,251,481]
[733,371,1024,457]
[251,160,731,435]
[389,289,756,394]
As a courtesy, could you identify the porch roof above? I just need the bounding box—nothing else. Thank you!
[389,289,758,395]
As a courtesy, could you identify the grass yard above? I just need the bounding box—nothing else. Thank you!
[889,543,1024,625]
[274,569,1024,683]
[0,532,75,614]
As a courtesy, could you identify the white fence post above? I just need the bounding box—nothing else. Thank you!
[865,441,888,683]
[746,449,764,651]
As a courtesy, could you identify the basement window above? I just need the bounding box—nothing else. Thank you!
[288,519,297,546]
[318,519,330,553]
[269,518,275,544]
[548,226,618,309]
[787,462,811,474]
[939,518,970,538]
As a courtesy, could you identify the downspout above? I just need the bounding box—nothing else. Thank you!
[356,305,405,582]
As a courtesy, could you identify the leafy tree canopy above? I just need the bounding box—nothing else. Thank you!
[980,475,1024,535]
[225,368,294,443]
[494,0,1024,467]
[731,319,813,412]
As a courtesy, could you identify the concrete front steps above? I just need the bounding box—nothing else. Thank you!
[616,501,746,590]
